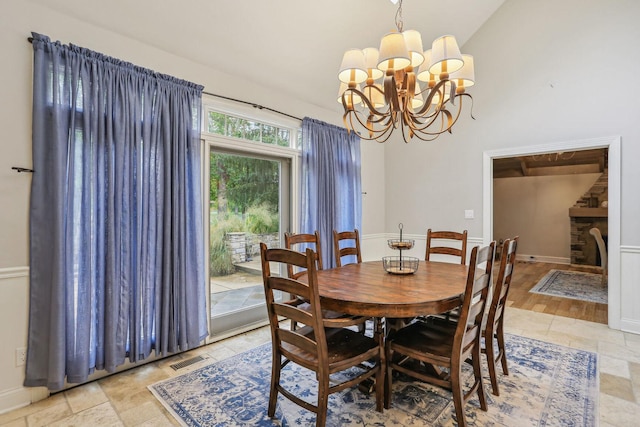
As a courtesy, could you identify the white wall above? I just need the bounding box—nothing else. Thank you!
[493,174,600,262]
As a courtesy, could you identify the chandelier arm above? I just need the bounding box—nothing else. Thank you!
[415,110,452,139]
[344,86,391,118]
[409,105,444,130]
[411,108,453,135]
[399,113,412,143]
[414,87,438,118]
[412,96,469,136]
[461,93,475,120]
[340,91,357,113]
[373,127,395,143]
[400,110,445,142]
[408,129,447,142]
[384,75,401,112]
[402,108,443,141]
[345,109,395,141]
[427,93,472,133]
[403,125,413,143]
[414,80,449,116]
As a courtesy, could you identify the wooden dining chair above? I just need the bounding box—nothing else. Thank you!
[483,236,519,396]
[385,242,495,427]
[333,228,362,267]
[425,229,468,265]
[284,231,323,279]
[285,231,367,331]
[260,243,384,426]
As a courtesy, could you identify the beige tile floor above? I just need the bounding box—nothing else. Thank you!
[1,307,639,426]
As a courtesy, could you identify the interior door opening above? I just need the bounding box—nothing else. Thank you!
[483,136,620,329]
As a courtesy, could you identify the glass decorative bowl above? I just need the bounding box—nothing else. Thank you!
[387,239,415,250]
[382,256,419,275]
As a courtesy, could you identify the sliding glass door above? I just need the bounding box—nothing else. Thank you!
[208,149,290,339]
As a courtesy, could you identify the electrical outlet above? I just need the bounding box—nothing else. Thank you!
[16,347,26,367]
[464,209,474,219]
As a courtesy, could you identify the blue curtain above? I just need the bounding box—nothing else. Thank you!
[25,33,207,391]
[301,118,362,268]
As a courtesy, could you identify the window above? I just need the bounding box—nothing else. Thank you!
[206,110,301,149]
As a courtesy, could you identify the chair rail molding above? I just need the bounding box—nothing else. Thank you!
[0,266,29,280]
[483,136,621,331]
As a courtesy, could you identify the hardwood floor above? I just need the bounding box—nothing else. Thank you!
[508,260,608,324]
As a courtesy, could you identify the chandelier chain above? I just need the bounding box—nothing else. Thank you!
[395,0,404,32]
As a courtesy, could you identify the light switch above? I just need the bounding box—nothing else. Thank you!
[464,209,474,219]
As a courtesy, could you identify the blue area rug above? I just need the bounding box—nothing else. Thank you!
[530,269,607,304]
[149,334,598,426]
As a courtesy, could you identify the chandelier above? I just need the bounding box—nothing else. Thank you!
[337,0,475,143]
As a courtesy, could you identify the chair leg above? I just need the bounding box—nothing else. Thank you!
[374,361,384,412]
[316,374,330,427]
[268,353,281,417]
[485,333,500,396]
[384,346,393,409]
[450,364,468,427]
[496,324,509,376]
[472,350,488,411]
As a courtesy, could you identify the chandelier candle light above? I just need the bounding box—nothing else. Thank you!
[338,0,475,142]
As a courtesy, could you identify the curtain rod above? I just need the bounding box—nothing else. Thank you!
[204,92,303,122]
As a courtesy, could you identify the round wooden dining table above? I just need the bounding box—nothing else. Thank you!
[314,260,469,319]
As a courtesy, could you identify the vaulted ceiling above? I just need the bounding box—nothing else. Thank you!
[29,0,505,112]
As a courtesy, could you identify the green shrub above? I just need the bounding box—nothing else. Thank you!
[216,215,245,234]
[209,216,245,276]
[245,203,278,234]
[209,232,235,276]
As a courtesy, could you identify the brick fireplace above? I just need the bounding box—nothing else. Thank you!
[569,170,608,265]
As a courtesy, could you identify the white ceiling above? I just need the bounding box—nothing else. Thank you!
[31,0,505,112]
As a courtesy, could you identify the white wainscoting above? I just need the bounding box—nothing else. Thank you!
[0,267,49,414]
[620,246,640,334]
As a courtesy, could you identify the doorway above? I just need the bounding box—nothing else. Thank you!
[207,149,291,339]
[483,136,621,329]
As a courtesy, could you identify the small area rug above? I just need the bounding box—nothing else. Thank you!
[149,334,598,426]
[530,269,607,304]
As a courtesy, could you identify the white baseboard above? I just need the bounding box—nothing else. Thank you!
[0,386,48,415]
[620,318,640,335]
[516,254,571,265]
